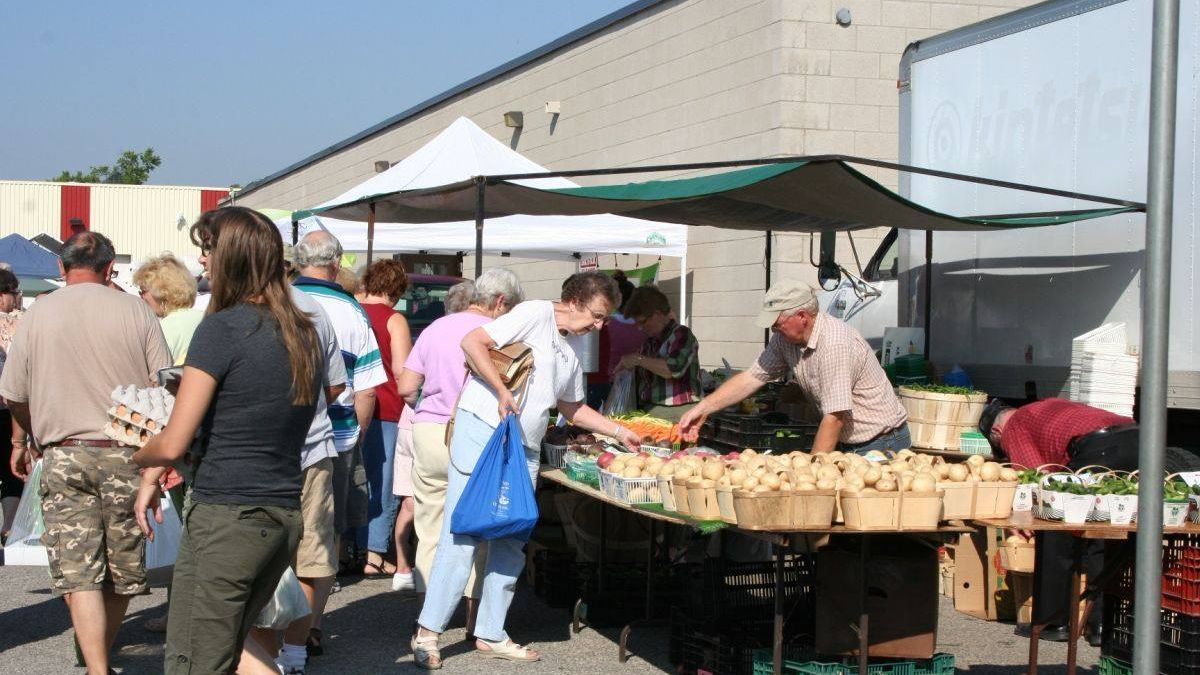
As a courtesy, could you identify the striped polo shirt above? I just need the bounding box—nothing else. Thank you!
[294,276,388,452]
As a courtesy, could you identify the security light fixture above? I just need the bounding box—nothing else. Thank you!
[545,101,561,115]
[504,111,524,128]
[374,160,391,173]
[836,8,852,26]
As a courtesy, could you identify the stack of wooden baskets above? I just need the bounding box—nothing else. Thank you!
[898,386,988,451]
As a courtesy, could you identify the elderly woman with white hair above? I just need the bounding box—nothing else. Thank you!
[411,271,643,668]
[396,270,519,615]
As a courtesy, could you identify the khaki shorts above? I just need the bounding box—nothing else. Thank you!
[295,458,337,578]
[40,444,147,596]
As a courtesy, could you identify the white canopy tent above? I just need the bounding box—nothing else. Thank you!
[280,116,689,317]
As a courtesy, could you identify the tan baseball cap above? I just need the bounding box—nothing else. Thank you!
[755,281,819,328]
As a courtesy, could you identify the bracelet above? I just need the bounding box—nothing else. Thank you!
[612,422,622,438]
[11,439,27,447]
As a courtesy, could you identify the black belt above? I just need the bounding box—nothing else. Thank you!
[52,439,122,448]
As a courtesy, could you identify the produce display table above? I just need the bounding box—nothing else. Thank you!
[540,467,972,675]
[974,517,1200,675]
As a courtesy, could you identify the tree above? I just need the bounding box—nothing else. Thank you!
[51,148,162,184]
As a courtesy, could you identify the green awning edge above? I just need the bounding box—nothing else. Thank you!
[543,161,808,201]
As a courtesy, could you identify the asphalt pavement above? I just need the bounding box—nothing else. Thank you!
[0,563,1099,674]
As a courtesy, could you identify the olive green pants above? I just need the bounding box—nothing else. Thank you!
[164,501,300,675]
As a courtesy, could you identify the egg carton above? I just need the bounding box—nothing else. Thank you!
[103,418,155,448]
[109,384,173,431]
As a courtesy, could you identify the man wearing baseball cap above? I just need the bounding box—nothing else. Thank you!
[679,281,909,454]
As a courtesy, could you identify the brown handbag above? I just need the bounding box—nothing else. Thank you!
[444,342,535,446]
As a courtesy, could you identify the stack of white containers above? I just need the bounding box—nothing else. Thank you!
[1069,323,1138,417]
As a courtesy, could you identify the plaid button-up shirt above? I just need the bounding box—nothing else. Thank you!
[637,320,701,408]
[748,312,907,444]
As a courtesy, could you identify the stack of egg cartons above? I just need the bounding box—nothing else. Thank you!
[1069,323,1137,417]
[104,385,174,447]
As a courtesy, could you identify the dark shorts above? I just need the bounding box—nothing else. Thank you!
[164,501,300,675]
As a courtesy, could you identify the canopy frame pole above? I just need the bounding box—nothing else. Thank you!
[366,202,376,266]
[764,230,773,346]
[291,219,298,246]
[1135,1,1179,672]
[924,232,932,361]
[679,249,689,326]
[474,177,486,279]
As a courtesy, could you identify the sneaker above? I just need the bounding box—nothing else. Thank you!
[393,572,415,593]
[276,661,304,675]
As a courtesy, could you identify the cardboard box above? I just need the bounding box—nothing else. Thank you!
[1009,571,1034,626]
[816,543,939,659]
[953,528,1001,620]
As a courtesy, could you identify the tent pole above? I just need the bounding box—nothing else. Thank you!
[366,203,376,266]
[291,219,298,246]
[474,177,485,279]
[679,248,689,326]
[763,230,772,346]
[923,232,932,361]
[1135,1,1179,672]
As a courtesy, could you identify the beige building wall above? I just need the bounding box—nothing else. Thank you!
[0,181,60,241]
[235,0,1035,368]
[90,184,210,264]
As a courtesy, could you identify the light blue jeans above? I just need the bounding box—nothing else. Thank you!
[841,423,913,456]
[360,419,400,553]
[417,411,539,642]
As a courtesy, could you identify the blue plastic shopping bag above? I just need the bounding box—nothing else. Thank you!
[451,415,539,541]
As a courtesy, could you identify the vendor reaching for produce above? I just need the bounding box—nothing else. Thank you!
[679,281,908,454]
[616,285,701,422]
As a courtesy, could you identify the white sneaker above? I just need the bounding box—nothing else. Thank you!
[392,572,415,592]
[275,659,304,675]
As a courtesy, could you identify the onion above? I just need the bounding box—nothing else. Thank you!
[717,475,732,489]
[792,454,812,468]
[761,473,782,490]
[815,479,837,490]
[729,468,748,486]
[743,475,760,490]
[675,464,694,479]
[863,467,882,486]
[900,475,914,492]
[1000,467,1019,482]
[934,463,951,479]
[947,464,969,482]
[622,465,642,478]
[875,478,897,492]
[702,462,726,481]
[966,454,986,469]
[911,474,937,493]
[818,465,842,482]
[980,462,1001,482]
[844,475,866,491]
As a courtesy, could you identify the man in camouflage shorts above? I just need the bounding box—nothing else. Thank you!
[0,232,171,675]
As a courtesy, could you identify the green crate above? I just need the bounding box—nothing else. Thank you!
[751,652,954,675]
[959,431,993,456]
[1098,657,1132,675]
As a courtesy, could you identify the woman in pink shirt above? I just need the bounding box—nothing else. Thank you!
[396,269,522,630]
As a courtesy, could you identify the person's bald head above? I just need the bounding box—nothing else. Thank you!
[294,231,343,281]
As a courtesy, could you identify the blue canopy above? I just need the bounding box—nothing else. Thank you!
[0,234,60,279]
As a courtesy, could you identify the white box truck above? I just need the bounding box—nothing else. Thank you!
[828,0,1199,430]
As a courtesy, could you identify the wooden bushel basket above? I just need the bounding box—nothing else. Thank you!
[791,490,837,528]
[732,490,793,530]
[898,386,988,451]
[1000,540,1036,573]
[716,486,738,524]
[840,491,901,531]
[658,477,678,511]
[937,482,975,520]
[672,477,691,516]
[899,491,944,529]
[974,481,1018,519]
[687,485,722,520]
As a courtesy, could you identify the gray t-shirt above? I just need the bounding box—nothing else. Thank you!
[291,287,347,470]
[186,303,325,508]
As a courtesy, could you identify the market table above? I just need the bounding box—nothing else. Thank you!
[540,468,973,675]
[974,516,1200,675]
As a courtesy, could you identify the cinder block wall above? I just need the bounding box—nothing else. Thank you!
[237,0,1035,369]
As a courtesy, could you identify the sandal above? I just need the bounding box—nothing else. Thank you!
[363,559,396,577]
[475,637,540,662]
[306,627,324,657]
[411,633,443,670]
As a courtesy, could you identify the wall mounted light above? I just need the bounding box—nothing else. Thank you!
[374,160,391,173]
[836,8,852,26]
[545,101,561,115]
[504,111,524,128]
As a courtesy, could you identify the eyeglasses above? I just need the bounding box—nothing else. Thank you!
[584,303,610,325]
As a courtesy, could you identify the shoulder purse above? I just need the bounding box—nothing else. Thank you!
[444,342,535,446]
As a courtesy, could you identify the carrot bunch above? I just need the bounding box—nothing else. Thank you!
[610,413,680,445]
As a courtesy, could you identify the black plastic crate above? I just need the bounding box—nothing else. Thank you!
[576,561,680,627]
[670,606,813,675]
[1104,594,1200,673]
[532,549,582,609]
[679,554,817,633]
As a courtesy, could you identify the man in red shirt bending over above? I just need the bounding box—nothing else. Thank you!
[979,398,1138,645]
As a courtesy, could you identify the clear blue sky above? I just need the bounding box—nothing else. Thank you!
[0,1,632,188]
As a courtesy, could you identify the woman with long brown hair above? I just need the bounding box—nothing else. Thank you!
[133,207,325,675]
